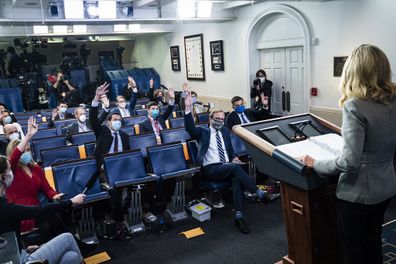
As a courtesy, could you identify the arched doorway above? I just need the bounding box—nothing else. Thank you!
[245,4,312,115]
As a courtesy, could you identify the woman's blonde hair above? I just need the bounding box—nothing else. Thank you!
[339,44,396,106]
[6,139,35,166]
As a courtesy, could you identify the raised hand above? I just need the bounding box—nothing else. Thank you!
[168,87,175,99]
[27,116,38,136]
[95,82,109,100]
[149,78,154,89]
[260,93,269,107]
[128,76,136,88]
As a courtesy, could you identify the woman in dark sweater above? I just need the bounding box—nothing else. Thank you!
[0,154,86,264]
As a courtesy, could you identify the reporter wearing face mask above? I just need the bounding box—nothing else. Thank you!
[48,101,74,128]
[90,83,130,168]
[5,117,65,234]
[0,158,85,264]
[0,124,26,156]
[226,96,258,130]
[64,107,92,144]
[250,69,273,113]
[0,110,23,137]
[139,88,175,143]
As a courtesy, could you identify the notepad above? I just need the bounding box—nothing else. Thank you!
[276,133,343,161]
[179,227,205,239]
[84,252,111,264]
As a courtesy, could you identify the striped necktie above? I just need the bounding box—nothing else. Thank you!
[216,131,227,163]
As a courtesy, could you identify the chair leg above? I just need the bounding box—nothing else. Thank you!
[77,206,98,244]
[126,187,145,234]
[166,179,188,222]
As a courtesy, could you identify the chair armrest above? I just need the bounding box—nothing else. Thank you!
[26,259,48,264]
[100,183,112,190]
[115,176,158,188]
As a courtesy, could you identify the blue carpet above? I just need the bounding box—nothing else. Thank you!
[383,219,396,263]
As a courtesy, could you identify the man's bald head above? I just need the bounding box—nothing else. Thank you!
[4,124,18,137]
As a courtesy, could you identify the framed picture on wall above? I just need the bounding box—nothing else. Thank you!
[184,34,205,80]
[170,46,181,71]
[210,40,224,71]
[333,56,348,77]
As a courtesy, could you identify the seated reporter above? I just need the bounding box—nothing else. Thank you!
[49,101,74,128]
[226,96,258,130]
[65,107,92,144]
[6,117,64,234]
[90,83,131,224]
[183,91,279,234]
[139,88,175,143]
[0,160,85,264]
[111,77,139,119]
[1,123,25,156]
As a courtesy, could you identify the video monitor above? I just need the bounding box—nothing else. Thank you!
[289,120,322,137]
[256,126,291,146]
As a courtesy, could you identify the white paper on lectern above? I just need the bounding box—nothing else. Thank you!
[276,133,343,161]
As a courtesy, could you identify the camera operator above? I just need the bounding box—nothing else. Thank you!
[52,71,81,106]
[6,47,22,78]
[250,69,273,115]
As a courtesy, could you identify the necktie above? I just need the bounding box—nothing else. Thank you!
[113,132,119,153]
[216,131,227,163]
[240,114,249,124]
[154,120,160,135]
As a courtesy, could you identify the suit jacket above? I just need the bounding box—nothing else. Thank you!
[90,103,130,167]
[139,104,174,133]
[110,91,138,118]
[48,112,74,128]
[0,137,9,156]
[185,112,235,165]
[65,121,93,143]
[314,97,396,205]
[225,109,256,130]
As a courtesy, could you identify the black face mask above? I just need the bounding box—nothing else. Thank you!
[156,96,163,102]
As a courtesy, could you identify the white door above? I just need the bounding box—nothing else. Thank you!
[260,46,305,115]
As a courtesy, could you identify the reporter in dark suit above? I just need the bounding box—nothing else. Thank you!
[90,83,130,168]
[139,88,175,143]
[48,101,74,128]
[226,96,257,130]
[184,90,279,234]
[302,44,396,264]
[65,107,92,144]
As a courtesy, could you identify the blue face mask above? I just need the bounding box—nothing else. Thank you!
[151,109,159,119]
[192,97,197,104]
[111,120,122,131]
[235,105,245,114]
[3,116,12,124]
[20,152,33,165]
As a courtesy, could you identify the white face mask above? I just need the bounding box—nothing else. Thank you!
[59,107,67,113]
[2,170,14,188]
[118,102,127,109]
[8,132,19,141]
[79,114,87,123]
[259,77,265,83]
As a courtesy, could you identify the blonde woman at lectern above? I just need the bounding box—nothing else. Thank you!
[302,44,396,264]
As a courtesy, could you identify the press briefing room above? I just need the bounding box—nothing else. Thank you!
[0,0,395,263]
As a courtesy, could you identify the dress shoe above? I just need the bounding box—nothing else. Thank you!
[234,218,250,234]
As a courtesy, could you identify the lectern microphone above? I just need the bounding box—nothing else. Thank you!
[291,120,311,142]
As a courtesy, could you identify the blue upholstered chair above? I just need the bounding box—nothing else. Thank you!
[53,119,75,135]
[71,131,96,145]
[31,128,58,140]
[128,133,157,158]
[196,112,209,124]
[160,128,191,144]
[31,136,67,162]
[41,145,80,167]
[123,116,146,126]
[169,117,185,129]
[120,125,136,136]
[136,109,148,116]
[84,142,96,157]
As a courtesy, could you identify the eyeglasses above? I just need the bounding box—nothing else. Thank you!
[212,118,224,122]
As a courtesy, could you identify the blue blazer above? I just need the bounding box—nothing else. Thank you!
[184,112,235,165]
[139,104,174,133]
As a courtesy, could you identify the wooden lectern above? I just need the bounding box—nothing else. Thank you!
[233,113,343,264]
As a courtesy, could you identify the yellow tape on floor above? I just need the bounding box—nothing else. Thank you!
[84,252,111,264]
[179,227,205,239]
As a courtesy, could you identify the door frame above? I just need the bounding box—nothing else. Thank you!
[245,4,313,113]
